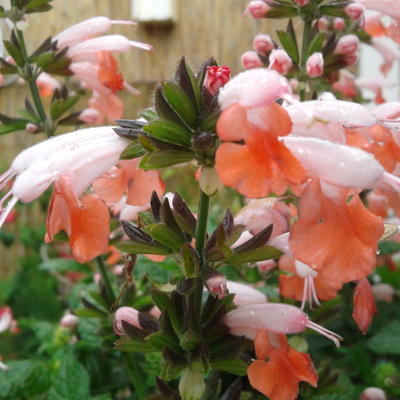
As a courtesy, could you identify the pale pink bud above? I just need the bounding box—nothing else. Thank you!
[372,283,395,303]
[206,275,227,299]
[317,17,329,32]
[60,313,79,329]
[345,3,364,20]
[25,123,38,134]
[306,52,324,77]
[253,33,274,55]
[112,264,124,276]
[293,0,310,6]
[360,387,387,400]
[335,34,359,55]
[114,307,141,335]
[203,65,231,95]
[79,108,101,124]
[245,1,271,19]
[269,49,292,75]
[334,18,346,31]
[241,51,263,69]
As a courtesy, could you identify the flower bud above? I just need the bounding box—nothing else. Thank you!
[269,49,292,75]
[334,34,359,55]
[60,313,79,329]
[360,387,387,400]
[345,3,364,20]
[203,65,231,95]
[206,274,227,299]
[306,52,324,78]
[244,1,271,19]
[372,283,395,303]
[114,307,141,335]
[253,33,274,55]
[179,368,206,400]
[293,0,310,6]
[25,123,38,134]
[241,51,263,69]
[199,167,223,196]
[343,52,359,66]
[79,108,101,124]
[334,18,345,31]
[317,17,329,32]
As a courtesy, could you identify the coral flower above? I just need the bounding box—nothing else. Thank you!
[248,329,318,400]
[352,278,377,334]
[97,51,124,93]
[92,158,165,206]
[216,69,306,198]
[289,179,384,283]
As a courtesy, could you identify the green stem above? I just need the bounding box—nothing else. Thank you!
[195,190,210,260]
[95,256,116,305]
[15,27,47,125]
[122,353,147,400]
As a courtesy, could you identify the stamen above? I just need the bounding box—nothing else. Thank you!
[0,196,18,228]
[111,20,137,26]
[309,276,321,307]
[129,40,153,52]
[307,276,313,309]
[301,277,308,310]
[382,171,400,192]
[0,169,16,191]
[124,82,141,96]
[306,320,343,348]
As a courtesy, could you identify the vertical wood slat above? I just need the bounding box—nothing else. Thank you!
[0,0,285,275]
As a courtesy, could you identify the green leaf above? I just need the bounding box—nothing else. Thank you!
[368,320,400,355]
[161,82,198,128]
[148,223,185,252]
[117,240,172,255]
[114,336,154,353]
[50,95,79,121]
[48,350,90,400]
[277,30,299,64]
[26,0,52,10]
[3,39,24,67]
[144,119,192,147]
[146,331,181,353]
[265,6,298,18]
[379,240,400,255]
[226,245,282,264]
[0,120,29,135]
[139,149,194,169]
[306,33,326,58]
[210,358,247,376]
[39,258,89,273]
[320,4,348,18]
[120,141,145,160]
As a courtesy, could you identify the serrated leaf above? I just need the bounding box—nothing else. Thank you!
[277,30,299,64]
[368,320,400,355]
[227,245,283,264]
[144,119,192,147]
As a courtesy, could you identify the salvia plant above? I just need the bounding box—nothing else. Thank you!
[1,0,400,399]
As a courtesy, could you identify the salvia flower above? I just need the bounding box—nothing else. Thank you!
[203,65,231,95]
[227,280,267,305]
[345,3,365,20]
[269,49,293,75]
[334,34,360,55]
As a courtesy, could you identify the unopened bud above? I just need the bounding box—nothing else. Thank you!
[203,65,231,95]
[241,51,263,69]
[253,33,274,55]
[335,34,359,55]
[334,18,345,31]
[179,368,206,400]
[317,17,329,32]
[26,123,38,134]
[372,283,395,303]
[269,49,292,75]
[360,387,387,400]
[206,274,227,299]
[244,1,271,19]
[79,108,100,124]
[306,52,324,78]
[199,167,223,196]
[293,0,310,6]
[60,313,79,329]
[345,3,364,20]
[114,307,141,335]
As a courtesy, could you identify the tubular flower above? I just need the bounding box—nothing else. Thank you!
[352,278,377,334]
[248,329,318,400]
[289,179,384,284]
[215,69,307,198]
[0,127,129,261]
[226,280,267,306]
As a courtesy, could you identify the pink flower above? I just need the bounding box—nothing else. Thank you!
[317,17,329,32]
[354,0,400,22]
[334,17,346,31]
[203,65,231,95]
[306,52,324,77]
[79,108,101,124]
[227,280,267,305]
[60,313,79,329]
[0,306,18,334]
[241,51,263,69]
[224,303,342,346]
[206,275,227,299]
[244,1,271,19]
[334,34,360,55]
[253,33,274,55]
[360,387,387,400]
[332,70,358,98]
[269,49,293,75]
[345,3,364,20]
[114,307,141,335]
